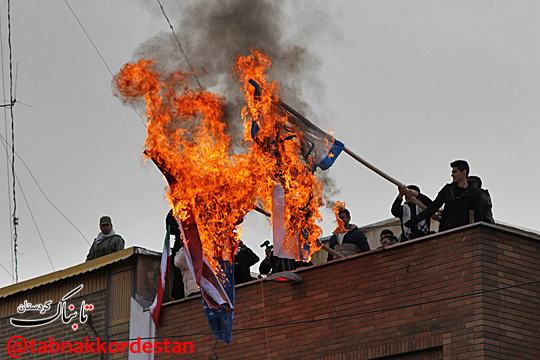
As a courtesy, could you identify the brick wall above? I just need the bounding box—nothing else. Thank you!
[0,289,108,360]
[154,223,540,359]
[476,227,540,358]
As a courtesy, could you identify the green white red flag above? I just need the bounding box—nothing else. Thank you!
[149,226,170,327]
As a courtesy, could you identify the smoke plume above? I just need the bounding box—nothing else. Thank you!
[132,0,340,199]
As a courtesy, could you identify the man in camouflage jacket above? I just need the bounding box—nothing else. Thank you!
[86,216,125,261]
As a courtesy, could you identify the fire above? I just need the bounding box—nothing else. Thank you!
[113,48,324,271]
[236,49,324,260]
[332,201,347,234]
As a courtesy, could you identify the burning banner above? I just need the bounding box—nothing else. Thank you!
[113,49,334,267]
[244,77,345,260]
[112,48,342,341]
[235,49,344,260]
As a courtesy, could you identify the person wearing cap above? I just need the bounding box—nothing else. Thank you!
[86,216,125,261]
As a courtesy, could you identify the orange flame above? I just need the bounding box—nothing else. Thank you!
[236,49,323,260]
[113,49,324,271]
[332,201,347,234]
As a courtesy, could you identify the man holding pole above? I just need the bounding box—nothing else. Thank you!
[404,160,483,232]
[392,185,433,241]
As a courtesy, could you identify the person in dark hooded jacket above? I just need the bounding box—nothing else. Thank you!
[468,175,495,224]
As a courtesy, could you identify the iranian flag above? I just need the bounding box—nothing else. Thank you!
[150,227,170,327]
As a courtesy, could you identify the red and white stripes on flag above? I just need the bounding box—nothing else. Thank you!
[175,208,234,312]
[149,228,170,327]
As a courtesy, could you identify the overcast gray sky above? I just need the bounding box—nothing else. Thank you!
[1,1,539,287]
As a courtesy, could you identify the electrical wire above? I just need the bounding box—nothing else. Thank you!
[0,133,90,245]
[0,261,14,280]
[7,137,90,245]
[0,136,55,271]
[0,1,149,283]
[156,0,202,90]
[1,1,57,275]
[16,150,91,245]
[7,0,18,283]
[63,0,113,77]
[63,0,147,127]
[11,172,56,271]
[0,0,15,283]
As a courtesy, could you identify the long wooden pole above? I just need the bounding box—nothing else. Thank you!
[277,100,439,219]
[342,146,429,211]
[321,243,344,259]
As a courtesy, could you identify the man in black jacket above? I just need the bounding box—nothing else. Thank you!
[405,160,483,232]
[234,240,259,284]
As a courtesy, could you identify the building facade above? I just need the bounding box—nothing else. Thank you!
[1,223,539,359]
[0,247,160,360]
[155,222,540,359]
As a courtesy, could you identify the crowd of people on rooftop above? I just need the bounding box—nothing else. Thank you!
[84,159,494,300]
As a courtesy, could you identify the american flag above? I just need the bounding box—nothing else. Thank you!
[175,208,234,312]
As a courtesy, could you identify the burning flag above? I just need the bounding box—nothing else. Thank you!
[113,58,246,343]
[174,208,235,344]
[235,49,327,261]
[238,52,345,260]
[113,58,252,272]
[113,50,329,267]
[202,259,235,345]
[248,79,345,172]
[113,48,336,339]
[174,208,234,312]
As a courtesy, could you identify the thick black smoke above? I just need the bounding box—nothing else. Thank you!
[132,0,339,202]
[135,1,328,127]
